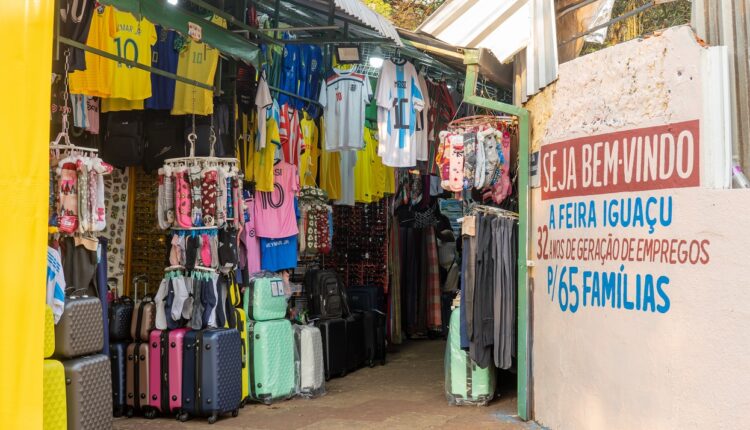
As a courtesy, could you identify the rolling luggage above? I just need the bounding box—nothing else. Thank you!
[148,328,190,417]
[304,270,344,320]
[109,296,134,342]
[227,307,249,403]
[359,310,386,367]
[445,307,495,406]
[45,305,55,358]
[125,342,150,417]
[181,329,242,424]
[345,312,366,372]
[43,359,67,430]
[55,295,104,359]
[294,324,325,398]
[63,354,113,429]
[315,318,347,380]
[347,286,384,312]
[130,296,155,342]
[248,319,296,404]
[109,342,128,417]
[244,276,287,321]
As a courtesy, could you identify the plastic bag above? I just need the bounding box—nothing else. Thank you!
[294,323,327,398]
[445,307,496,406]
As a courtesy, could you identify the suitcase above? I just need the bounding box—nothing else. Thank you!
[445,307,495,406]
[55,296,104,358]
[180,329,242,424]
[244,276,287,321]
[109,296,134,342]
[304,270,345,320]
[148,328,190,417]
[130,297,155,342]
[227,307,249,403]
[63,354,113,429]
[109,342,128,417]
[43,359,67,430]
[347,286,384,312]
[315,318,347,380]
[359,310,386,367]
[345,312,366,372]
[45,305,55,358]
[125,342,150,417]
[247,319,296,404]
[294,324,325,397]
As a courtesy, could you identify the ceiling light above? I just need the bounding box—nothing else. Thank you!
[168,0,178,5]
[368,46,384,68]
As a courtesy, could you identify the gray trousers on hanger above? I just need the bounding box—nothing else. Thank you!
[493,217,517,370]
[464,233,477,344]
[471,215,495,368]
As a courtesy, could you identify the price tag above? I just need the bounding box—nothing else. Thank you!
[462,215,476,236]
[188,22,202,41]
[271,280,283,297]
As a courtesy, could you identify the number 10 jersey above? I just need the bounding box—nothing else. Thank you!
[375,59,425,168]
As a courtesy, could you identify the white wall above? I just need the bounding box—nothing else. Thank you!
[526,26,750,429]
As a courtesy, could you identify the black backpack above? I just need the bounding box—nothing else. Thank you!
[144,111,186,172]
[102,111,144,168]
[304,269,347,320]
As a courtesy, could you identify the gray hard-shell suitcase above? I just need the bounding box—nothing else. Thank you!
[63,354,113,430]
[180,329,242,424]
[55,295,104,358]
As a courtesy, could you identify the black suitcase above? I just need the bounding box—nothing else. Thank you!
[316,318,347,380]
[359,310,386,367]
[180,329,242,424]
[109,296,134,342]
[304,270,345,320]
[345,312,366,372]
[347,286,384,312]
[109,341,128,417]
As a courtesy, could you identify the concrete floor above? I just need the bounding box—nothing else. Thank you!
[113,340,532,429]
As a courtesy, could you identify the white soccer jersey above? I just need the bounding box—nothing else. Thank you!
[319,69,372,151]
[375,59,425,168]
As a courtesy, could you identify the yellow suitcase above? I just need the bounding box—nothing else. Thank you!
[226,306,250,403]
[43,359,67,430]
[45,305,54,359]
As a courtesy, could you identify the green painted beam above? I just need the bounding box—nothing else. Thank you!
[462,50,531,421]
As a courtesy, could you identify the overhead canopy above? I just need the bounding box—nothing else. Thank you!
[101,0,260,66]
[253,0,402,46]
[418,0,558,100]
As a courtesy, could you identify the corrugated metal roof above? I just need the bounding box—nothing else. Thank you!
[332,0,403,46]
[418,0,558,100]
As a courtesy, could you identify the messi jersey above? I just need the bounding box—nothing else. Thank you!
[375,59,425,168]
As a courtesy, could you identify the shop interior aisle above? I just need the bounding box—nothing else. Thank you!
[112,340,521,430]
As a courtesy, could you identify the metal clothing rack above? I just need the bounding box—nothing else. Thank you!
[269,85,323,109]
[467,203,519,220]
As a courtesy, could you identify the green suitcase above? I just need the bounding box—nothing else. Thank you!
[445,307,495,405]
[248,319,296,404]
[244,277,287,321]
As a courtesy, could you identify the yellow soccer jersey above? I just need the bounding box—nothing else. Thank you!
[319,121,341,201]
[254,118,280,192]
[101,98,144,112]
[106,10,156,102]
[240,113,256,182]
[354,129,377,203]
[299,115,319,187]
[171,15,227,115]
[69,5,116,97]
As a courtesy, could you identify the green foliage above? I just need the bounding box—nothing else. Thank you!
[581,0,692,55]
[365,0,446,30]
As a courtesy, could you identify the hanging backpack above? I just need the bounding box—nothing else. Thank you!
[102,111,144,168]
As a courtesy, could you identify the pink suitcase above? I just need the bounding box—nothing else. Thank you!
[148,328,190,417]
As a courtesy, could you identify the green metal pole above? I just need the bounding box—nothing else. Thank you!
[462,50,531,421]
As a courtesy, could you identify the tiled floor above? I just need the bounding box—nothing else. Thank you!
[113,339,528,429]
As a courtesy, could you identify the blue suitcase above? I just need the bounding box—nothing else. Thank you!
[180,329,242,424]
[109,342,128,417]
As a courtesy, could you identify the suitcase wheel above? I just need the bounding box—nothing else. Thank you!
[125,408,134,418]
[369,360,375,368]
[179,413,190,422]
[380,358,386,366]
[144,409,157,419]
[208,414,218,424]
[240,399,246,408]
[232,409,239,417]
